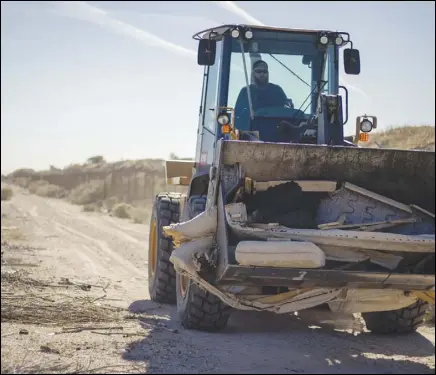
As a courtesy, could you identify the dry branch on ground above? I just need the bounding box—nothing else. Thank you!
[1,271,123,326]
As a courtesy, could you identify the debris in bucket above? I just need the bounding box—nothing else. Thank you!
[241,181,325,229]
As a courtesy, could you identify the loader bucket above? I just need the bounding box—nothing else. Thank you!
[218,141,435,214]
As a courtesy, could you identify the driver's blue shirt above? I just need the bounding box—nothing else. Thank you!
[234,83,288,121]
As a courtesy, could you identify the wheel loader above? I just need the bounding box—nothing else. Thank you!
[148,24,435,334]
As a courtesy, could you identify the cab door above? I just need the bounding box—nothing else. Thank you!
[195,40,223,172]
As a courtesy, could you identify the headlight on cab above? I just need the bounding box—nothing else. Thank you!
[354,115,378,143]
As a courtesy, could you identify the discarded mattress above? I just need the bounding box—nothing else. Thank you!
[235,240,325,268]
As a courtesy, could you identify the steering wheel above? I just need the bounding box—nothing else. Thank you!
[276,117,309,136]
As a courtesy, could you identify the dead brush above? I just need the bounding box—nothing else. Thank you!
[1,358,145,375]
[1,271,124,326]
[1,360,72,375]
[1,227,26,241]
[1,186,13,201]
[1,295,123,325]
[1,270,47,290]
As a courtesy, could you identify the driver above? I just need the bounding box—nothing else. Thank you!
[234,60,292,119]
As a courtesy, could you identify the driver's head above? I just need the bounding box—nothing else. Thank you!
[252,60,269,87]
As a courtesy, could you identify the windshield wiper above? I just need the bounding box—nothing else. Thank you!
[268,54,311,88]
[268,52,319,122]
[290,79,328,126]
[290,51,329,123]
[298,80,327,115]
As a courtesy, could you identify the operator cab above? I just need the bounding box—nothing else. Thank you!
[193,25,365,166]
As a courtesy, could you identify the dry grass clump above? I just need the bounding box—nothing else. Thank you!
[110,203,150,224]
[82,203,101,212]
[1,187,13,201]
[111,203,132,219]
[68,180,105,205]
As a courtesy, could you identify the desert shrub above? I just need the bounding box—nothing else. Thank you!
[1,187,13,201]
[111,203,133,219]
[68,180,105,205]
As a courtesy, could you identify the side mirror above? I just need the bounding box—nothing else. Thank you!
[198,39,216,66]
[343,48,360,75]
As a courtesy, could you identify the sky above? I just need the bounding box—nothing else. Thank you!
[1,1,435,174]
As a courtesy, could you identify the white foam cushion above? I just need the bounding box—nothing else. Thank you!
[235,240,325,268]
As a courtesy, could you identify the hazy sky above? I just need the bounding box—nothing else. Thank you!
[1,1,435,173]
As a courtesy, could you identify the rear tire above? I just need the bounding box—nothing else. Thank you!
[176,195,231,331]
[148,193,181,304]
[362,300,428,334]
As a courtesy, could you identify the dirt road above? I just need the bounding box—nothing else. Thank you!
[1,184,434,374]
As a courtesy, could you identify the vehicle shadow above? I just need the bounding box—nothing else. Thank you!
[124,299,435,374]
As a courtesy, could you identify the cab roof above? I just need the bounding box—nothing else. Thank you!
[193,24,337,40]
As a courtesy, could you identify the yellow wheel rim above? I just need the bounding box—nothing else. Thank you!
[179,274,190,298]
[148,218,157,279]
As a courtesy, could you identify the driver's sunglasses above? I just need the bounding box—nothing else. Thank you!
[254,69,268,74]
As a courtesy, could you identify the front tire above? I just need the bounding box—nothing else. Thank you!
[176,195,231,331]
[362,300,429,334]
[148,193,181,304]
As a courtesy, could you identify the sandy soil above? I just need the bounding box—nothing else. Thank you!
[1,184,434,374]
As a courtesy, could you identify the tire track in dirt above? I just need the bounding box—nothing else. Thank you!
[54,222,144,279]
[43,199,147,242]
[57,210,146,245]
[4,188,148,288]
